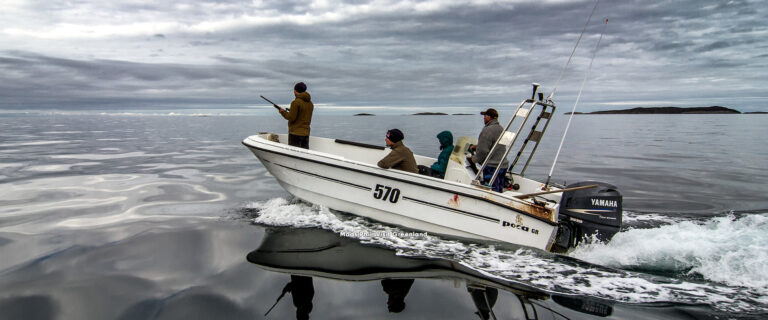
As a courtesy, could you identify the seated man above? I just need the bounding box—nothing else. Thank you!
[418,130,454,178]
[377,129,418,173]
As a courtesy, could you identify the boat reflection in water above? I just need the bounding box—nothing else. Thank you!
[247,227,616,319]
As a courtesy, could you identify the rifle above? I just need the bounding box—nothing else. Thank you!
[260,95,282,110]
[264,282,292,316]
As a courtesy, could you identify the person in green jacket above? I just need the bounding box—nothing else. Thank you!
[418,130,454,178]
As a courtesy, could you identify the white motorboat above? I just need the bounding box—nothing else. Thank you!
[243,85,622,252]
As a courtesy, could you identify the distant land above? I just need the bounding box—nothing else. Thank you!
[566,106,741,115]
[412,112,448,115]
[745,111,768,114]
[452,113,474,116]
[354,113,375,116]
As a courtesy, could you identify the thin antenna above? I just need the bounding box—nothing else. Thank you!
[548,0,600,101]
[545,18,609,188]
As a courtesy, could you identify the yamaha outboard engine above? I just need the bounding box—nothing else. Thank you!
[553,181,622,252]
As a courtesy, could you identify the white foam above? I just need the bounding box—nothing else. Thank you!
[570,213,768,289]
[622,210,684,225]
[248,198,768,312]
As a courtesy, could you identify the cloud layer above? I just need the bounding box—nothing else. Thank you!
[1,0,766,112]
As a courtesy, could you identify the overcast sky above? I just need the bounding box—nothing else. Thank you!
[1,0,766,113]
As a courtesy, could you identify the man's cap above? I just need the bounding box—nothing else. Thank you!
[480,108,498,118]
[294,82,307,93]
[386,129,404,143]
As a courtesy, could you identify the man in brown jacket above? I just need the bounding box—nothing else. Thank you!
[377,129,418,173]
[278,82,314,149]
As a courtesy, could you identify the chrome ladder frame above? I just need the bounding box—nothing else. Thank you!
[473,84,557,189]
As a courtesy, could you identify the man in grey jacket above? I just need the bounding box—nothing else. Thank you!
[470,108,509,192]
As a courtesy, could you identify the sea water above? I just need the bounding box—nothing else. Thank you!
[1,112,767,319]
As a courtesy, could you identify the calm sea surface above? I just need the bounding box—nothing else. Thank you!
[1,113,766,319]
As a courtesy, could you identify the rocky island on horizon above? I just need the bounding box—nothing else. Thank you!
[566,106,741,115]
[412,112,448,116]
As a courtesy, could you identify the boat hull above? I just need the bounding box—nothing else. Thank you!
[243,134,557,251]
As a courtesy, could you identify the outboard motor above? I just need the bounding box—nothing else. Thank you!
[553,181,622,252]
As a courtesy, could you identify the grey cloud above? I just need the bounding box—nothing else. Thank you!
[696,40,733,53]
[1,0,767,111]
[700,58,742,69]
[651,40,695,51]
[0,51,277,108]
[212,56,251,64]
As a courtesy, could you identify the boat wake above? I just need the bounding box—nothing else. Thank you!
[243,198,768,313]
[570,211,768,289]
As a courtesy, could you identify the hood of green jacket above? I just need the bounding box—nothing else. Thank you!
[436,130,453,149]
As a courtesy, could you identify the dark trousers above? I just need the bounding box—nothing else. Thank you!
[482,166,507,192]
[288,134,310,149]
[417,165,444,178]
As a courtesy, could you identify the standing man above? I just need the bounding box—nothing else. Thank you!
[377,129,418,173]
[278,82,314,149]
[470,108,509,192]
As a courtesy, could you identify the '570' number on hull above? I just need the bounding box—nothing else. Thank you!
[373,184,400,203]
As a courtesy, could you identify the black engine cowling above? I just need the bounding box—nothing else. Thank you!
[553,181,622,252]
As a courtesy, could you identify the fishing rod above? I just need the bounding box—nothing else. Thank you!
[544,18,609,188]
[548,0,600,101]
